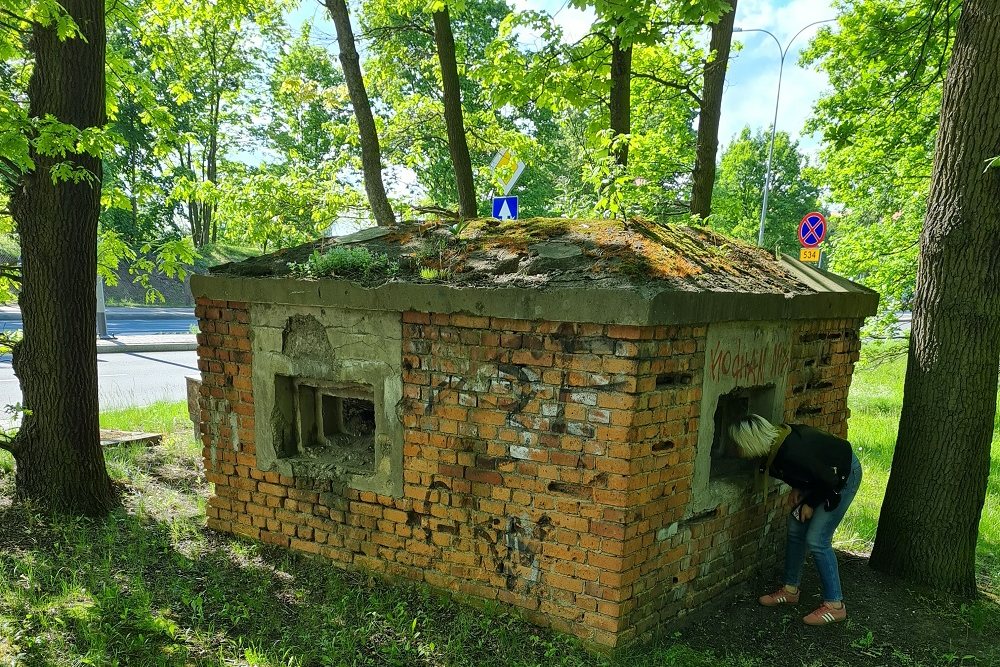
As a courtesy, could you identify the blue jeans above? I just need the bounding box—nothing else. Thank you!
[783,454,862,602]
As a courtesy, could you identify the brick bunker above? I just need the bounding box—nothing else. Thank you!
[191,218,878,649]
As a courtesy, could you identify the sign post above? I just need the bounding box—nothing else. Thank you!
[798,211,827,263]
[491,148,525,221]
[490,149,525,196]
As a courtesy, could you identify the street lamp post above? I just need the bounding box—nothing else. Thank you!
[733,19,835,247]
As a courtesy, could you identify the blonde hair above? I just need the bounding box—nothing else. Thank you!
[728,414,781,459]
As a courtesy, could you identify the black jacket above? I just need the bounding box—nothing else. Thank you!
[764,424,853,510]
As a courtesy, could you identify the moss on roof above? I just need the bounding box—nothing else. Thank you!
[211,217,816,296]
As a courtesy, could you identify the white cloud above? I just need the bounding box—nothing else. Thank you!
[505,0,835,154]
[720,0,837,155]
[509,0,595,48]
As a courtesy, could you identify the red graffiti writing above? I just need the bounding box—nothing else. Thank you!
[709,338,790,385]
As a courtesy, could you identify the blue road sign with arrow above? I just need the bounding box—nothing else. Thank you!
[492,196,518,221]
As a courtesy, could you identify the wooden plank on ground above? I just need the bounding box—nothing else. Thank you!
[100,430,162,447]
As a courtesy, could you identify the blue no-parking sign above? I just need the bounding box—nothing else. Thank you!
[798,212,827,248]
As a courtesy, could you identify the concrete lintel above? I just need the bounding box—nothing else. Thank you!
[192,275,879,326]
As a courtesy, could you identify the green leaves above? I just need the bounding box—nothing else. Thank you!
[802,0,955,322]
[121,237,199,304]
[166,81,194,106]
[708,126,821,252]
[49,161,98,185]
[287,246,400,283]
[0,107,33,176]
[19,0,82,39]
[479,1,709,219]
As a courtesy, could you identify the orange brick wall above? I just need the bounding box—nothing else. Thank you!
[619,318,863,643]
[785,319,864,435]
[196,296,864,649]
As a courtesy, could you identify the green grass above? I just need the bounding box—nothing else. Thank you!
[0,401,190,478]
[2,403,760,666]
[0,361,998,666]
[837,352,1000,590]
[193,241,259,271]
[100,400,191,433]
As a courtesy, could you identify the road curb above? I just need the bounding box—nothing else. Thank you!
[96,340,198,354]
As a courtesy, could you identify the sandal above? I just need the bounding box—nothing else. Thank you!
[803,602,847,625]
[759,586,800,606]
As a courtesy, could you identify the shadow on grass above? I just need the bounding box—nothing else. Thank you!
[0,500,589,667]
[0,443,750,667]
[1,382,999,667]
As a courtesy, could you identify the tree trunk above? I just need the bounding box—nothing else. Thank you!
[130,141,139,231]
[869,0,1000,595]
[181,143,208,248]
[690,0,737,219]
[189,198,205,248]
[609,35,632,168]
[6,0,117,515]
[208,92,220,244]
[325,0,395,227]
[433,7,477,218]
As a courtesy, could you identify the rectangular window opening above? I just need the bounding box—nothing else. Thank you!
[274,375,377,474]
[711,385,776,480]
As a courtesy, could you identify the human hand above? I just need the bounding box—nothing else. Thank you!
[800,504,814,521]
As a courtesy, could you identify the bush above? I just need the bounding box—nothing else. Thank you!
[288,246,399,282]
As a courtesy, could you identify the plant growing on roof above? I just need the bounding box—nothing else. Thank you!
[448,218,473,238]
[288,246,399,282]
[419,267,451,280]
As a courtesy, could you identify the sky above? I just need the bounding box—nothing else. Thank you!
[507,0,837,153]
[721,0,837,153]
[294,0,836,155]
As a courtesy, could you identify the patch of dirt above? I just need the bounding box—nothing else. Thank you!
[212,217,818,296]
[678,550,1000,666]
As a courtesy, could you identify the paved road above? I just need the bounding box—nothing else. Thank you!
[0,350,198,412]
[0,306,197,337]
[0,318,197,336]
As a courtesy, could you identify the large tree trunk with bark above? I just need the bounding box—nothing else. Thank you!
[6,0,117,515]
[609,35,632,168]
[326,0,395,227]
[433,7,477,218]
[690,0,737,219]
[869,0,1000,595]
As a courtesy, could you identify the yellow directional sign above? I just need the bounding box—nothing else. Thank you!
[800,248,821,263]
[496,152,514,170]
[490,149,526,196]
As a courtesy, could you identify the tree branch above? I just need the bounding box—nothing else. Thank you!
[363,20,434,40]
[0,433,18,455]
[631,71,701,104]
[0,7,27,25]
[411,204,459,219]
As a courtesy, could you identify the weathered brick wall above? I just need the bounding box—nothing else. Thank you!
[198,301,651,646]
[618,318,864,643]
[785,318,864,435]
[195,299,258,540]
[397,314,660,646]
[606,325,783,643]
[196,295,867,650]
